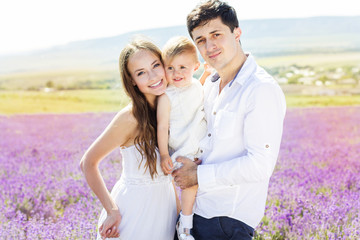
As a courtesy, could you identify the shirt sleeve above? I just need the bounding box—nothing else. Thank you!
[198,82,286,190]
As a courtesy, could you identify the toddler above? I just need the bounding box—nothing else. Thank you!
[157,36,209,240]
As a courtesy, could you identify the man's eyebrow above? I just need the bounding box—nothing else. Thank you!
[194,35,203,41]
[194,30,220,41]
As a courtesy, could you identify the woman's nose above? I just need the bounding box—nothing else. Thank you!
[148,69,158,80]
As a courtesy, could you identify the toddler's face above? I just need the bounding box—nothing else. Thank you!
[164,52,199,88]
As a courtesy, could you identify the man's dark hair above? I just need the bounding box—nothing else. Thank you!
[187,0,239,39]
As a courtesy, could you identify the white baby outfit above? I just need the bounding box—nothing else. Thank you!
[165,79,207,166]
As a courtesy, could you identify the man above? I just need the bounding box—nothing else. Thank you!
[172,0,287,239]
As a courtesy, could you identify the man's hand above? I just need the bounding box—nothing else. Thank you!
[172,156,200,189]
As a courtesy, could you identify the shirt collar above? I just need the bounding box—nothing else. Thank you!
[211,53,256,87]
[230,53,256,87]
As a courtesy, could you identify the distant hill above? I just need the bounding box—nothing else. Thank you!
[1,16,360,74]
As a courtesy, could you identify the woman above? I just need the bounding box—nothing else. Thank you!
[80,37,178,240]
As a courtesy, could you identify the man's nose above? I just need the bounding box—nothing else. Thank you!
[206,39,216,52]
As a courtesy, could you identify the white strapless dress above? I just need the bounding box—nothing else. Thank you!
[96,145,177,240]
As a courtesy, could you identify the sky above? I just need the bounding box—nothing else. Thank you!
[0,0,359,55]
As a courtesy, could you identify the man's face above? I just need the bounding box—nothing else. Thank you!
[191,17,241,72]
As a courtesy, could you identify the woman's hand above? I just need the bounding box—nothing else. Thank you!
[160,155,173,175]
[99,209,122,239]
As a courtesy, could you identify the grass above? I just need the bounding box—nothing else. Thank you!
[1,52,360,115]
[1,89,360,115]
[0,90,129,115]
[285,95,360,108]
[0,69,120,90]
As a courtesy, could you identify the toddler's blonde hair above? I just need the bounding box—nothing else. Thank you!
[162,36,199,64]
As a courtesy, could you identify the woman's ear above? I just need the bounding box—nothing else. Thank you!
[132,79,136,86]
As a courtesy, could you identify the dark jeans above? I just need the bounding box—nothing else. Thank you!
[174,214,254,240]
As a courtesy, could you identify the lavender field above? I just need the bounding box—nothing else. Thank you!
[1,107,359,239]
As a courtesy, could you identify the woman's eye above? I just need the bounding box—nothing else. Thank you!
[180,66,186,69]
[154,63,160,68]
[137,71,144,76]
[167,66,173,71]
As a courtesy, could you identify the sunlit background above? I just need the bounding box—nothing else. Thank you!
[1,0,360,55]
[1,0,360,239]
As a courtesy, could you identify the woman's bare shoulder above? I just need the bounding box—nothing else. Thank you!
[111,104,137,129]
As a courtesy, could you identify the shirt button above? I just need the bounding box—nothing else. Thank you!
[213,111,216,115]
[208,133,211,137]
[200,150,203,153]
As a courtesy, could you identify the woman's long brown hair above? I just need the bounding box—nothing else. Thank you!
[119,37,162,179]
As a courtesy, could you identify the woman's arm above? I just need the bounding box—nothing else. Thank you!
[157,94,173,174]
[80,106,136,238]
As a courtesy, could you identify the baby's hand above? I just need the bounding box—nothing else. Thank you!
[203,62,214,75]
[160,155,173,175]
[199,62,214,85]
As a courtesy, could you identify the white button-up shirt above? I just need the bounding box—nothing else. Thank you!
[196,54,286,228]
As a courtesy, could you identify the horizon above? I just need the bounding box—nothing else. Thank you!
[1,0,360,56]
[1,15,359,58]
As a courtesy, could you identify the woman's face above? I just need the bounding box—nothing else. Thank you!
[127,49,167,103]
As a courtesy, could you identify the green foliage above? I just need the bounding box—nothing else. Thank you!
[287,74,303,84]
[45,81,54,88]
[1,90,360,115]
